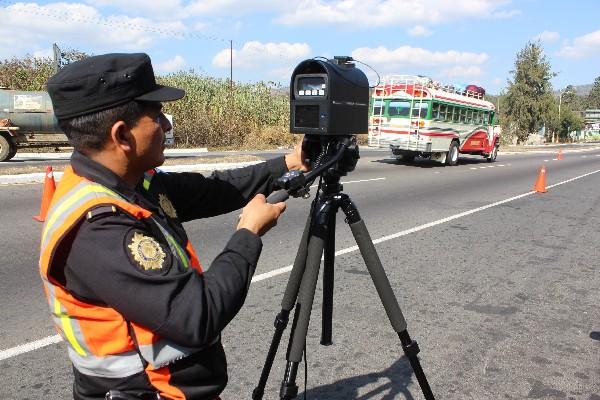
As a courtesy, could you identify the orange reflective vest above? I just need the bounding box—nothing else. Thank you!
[39,166,205,399]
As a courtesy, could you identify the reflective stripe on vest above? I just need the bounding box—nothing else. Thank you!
[143,169,156,191]
[143,168,203,272]
[67,347,144,378]
[40,166,207,379]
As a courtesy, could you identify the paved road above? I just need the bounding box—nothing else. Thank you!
[0,147,599,399]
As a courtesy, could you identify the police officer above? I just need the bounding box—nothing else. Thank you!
[39,53,308,400]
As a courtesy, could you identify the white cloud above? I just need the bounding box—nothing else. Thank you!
[351,45,488,81]
[184,0,285,17]
[212,41,310,69]
[442,65,484,79]
[276,0,516,28]
[157,55,186,73]
[408,25,433,37]
[535,31,560,43]
[33,47,54,59]
[558,30,600,59]
[490,8,520,18]
[0,2,187,59]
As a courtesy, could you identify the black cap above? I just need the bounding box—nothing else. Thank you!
[47,53,185,119]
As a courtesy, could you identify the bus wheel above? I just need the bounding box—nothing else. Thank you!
[446,141,459,166]
[486,146,498,163]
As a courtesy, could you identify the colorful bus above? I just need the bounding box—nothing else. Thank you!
[368,75,499,165]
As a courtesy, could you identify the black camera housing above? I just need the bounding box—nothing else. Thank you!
[290,57,369,136]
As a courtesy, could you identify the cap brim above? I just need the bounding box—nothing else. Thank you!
[135,85,185,102]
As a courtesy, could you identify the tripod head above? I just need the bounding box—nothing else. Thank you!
[267,135,359,204]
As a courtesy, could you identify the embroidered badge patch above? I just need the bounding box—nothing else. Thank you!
[127,232,166,270]
[158,193,178,219]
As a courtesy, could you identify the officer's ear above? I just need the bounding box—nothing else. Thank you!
[110,120,135,153]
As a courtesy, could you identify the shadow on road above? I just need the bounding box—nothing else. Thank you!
[590,331,600,341]
[298,356,419,400]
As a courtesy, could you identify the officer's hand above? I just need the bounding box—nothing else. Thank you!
[237,194,286,236]
[284,136,311,172]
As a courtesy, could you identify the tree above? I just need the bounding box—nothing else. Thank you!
[502,41,556,143]
[587,76,600,109]
[561,85,578,108]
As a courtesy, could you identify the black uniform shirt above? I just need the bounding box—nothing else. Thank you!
[53,151,287,399]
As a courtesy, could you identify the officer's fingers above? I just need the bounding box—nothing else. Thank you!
[273,201,286,214]
[252,193,267,204]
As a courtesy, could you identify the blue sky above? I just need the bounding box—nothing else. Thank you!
[0,0,599,95]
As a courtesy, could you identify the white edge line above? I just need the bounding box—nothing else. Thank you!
[4,169,600,360]
[310,177,385,188]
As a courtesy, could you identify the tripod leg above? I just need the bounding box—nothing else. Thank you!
[341,198,436,400]
[321,211,336,346]
[253,214,313,400]
[280,208,331,400]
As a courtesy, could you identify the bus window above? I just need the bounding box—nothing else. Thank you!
[459,108,467,123]
[475,110,483,124]
[412,102,429,118]
[439,104,448,121]
[452,107,460,123]
[432,102,440,120]
[465,109,473,124]
[388,100,411,117]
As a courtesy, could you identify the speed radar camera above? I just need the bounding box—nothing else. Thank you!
[290,56,369,136]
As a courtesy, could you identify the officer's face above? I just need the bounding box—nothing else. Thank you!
[129,102,172,169]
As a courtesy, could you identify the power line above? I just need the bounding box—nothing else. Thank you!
[0,0,309,79]
[0,0,229,44]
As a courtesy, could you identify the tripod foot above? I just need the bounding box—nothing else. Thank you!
[252,387,264,400]
[279,382,299,400]
[279,361,299,400]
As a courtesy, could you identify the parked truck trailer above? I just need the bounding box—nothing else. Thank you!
[0,89,68,161]
[0,89,179,161]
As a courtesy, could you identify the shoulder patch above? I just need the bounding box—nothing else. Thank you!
[158,193,178,219]
[86,205,118,222]
[127,231,167,272]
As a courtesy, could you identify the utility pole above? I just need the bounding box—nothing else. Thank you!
[52,43,62,73]
[230,39,233,91]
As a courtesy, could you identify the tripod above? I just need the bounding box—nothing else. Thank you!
[252,140,435,399]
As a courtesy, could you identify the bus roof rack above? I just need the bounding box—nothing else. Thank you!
[375,75,486,100]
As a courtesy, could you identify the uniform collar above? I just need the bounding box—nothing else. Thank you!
[70,150,142,204]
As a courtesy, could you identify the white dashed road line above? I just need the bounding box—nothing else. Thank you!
[0,335,62,361]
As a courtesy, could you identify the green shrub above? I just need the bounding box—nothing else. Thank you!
[158,71,293,149]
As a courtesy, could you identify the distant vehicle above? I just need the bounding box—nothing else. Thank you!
[0,89,68,161]
[368,75,499,165]
[0,89,176,162]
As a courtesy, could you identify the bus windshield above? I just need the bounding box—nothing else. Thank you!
[388,100,411,117]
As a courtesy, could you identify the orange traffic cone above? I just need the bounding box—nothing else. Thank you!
[34,166,56,222]
[557,149,563,160]
[533,165,547,193]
